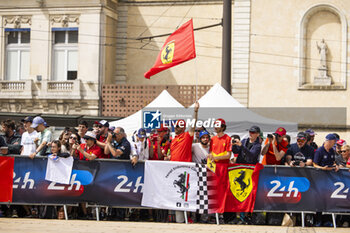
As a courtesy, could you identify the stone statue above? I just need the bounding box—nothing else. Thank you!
[314,38,331,85]
[316,39,327,69]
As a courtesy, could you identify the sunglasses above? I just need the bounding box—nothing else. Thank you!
[297,138,306,143]
[195,130,201,132]
[69,136,77,140]
[341,150,347,153]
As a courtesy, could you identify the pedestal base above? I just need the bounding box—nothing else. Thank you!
[314,76,331,86]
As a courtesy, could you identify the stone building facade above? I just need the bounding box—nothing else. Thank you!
[0,0,118,116]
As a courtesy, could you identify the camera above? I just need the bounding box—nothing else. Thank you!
[294,161,300,166]
[267,134,273,139]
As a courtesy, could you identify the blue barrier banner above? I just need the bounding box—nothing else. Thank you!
[8,157,350,212]
[12,157,144,207]
[255,166,350,212]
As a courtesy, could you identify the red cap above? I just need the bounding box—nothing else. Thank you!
[157,124,168,132]
[275,127,286,136]
[215,118,226,127]
[337,139,346,146]
[175,119,186,128]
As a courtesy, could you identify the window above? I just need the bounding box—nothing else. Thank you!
[52,28,78,81]
[5,29,30,80]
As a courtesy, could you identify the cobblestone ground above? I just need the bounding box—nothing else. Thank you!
[0,219,349,233]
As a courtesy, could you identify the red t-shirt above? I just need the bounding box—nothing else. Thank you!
[210,134,232,163]
[170,132,193,162]
[78,143,103,161]
[262,138,288,165]
[150,140,170,160]
[97,134,110,158]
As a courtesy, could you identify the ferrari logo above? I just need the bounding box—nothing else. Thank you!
[161,41,175,64]
[229,168,253,202]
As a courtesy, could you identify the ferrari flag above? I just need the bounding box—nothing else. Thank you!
[0,156,15,202]
[209,163,263,213]
[144,19,196,79]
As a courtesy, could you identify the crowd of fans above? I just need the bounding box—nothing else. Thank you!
[0,106,350,226]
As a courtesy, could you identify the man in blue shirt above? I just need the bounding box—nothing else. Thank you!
[231,125,262,164]
[285,132,314,167]
[105,127,131,160]
[313,133,339,171]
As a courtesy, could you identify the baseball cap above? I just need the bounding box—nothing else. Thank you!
[109,126,115,131]
[275,127,286,136]
[199,130,209,139]
[305,129,316,136]
[215,118,226,127]
[336,139,346,146]
[157,124,168,132]
[31,116,46,128]
[297,132,307,139]
[175,119,186,128]
[248,125,260,133]
[21,116,33,123]
[83,131,97,140]
[325,133,337,141]
[137,128,147,138]
[95,120,109,128]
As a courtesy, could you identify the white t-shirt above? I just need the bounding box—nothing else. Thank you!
[192,143,209,164]
[21,130,38,156]
[130,139,149,161]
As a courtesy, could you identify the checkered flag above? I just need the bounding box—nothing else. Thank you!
[195,163,209,214]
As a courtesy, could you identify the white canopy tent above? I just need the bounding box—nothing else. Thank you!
[192,83,298,138]
[109,90,184,136]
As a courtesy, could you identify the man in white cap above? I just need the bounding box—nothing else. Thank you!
[29,116,52,158]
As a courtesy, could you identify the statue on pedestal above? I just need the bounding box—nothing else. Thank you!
[314,39,331,85]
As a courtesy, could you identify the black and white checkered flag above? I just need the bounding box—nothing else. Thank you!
[195,163,209,214]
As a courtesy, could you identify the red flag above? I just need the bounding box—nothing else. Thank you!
[144,19,196,79]
[0,156,15,202]
[208,163,263,213]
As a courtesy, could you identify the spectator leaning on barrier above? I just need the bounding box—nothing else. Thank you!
[68,132,81,158]
[192,130,210,164]
[73,131,102,161]
[20,116,38,156]
[336,144,350,168]
[1,119,21,154]
[261,127,288,165]
[130,128,149,165]
[285,132,314,167]
[232,126,262,165]
[29,116,52,158]
[313,133,339,172]
[170,102,199,162]
[208,118,232,164]
[149,124,170,160]
[335,139,346,157]
[305,128,318,151]
[78,120,88,144]
[58,127,72,153]
[95,120,111,158]
[105,127,131,160]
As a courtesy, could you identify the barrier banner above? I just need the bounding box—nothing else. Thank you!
[0,156,14,202]
[6,156,350,213]
[254,166,350,212]
[12,157,144,206]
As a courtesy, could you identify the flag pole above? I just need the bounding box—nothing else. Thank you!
[195,58,198,102]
